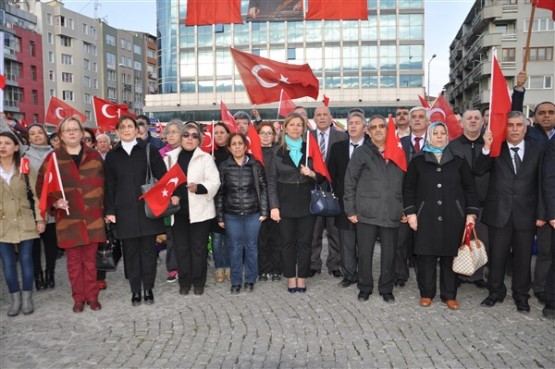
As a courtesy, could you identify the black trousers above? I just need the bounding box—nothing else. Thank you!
[311,215,341,272]
[338,227,358,282]
[357,224,397,294]
[487,221,535,301]
[258,218,282,275]
[417,255,458,300]
[172,216,211,289]
[394,222,412,283]
[533,224,553,294]
[545,229,555,307]
[122,235,158,293]
[33,223,59,272]
[279,215,316,279]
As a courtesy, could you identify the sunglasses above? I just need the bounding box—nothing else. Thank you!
[369,124,386,131]
[84,137,93,142]
[182,132,200,139]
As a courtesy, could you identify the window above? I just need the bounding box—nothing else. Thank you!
[32,90,38,104]
[524,18,555,32]
[92,62,98,72]
[83,76,91,87]
[29,41,35,57]
[527,75,553,89]
[62,90,74,101]
[134,44,142,55]
[31,66,37,81]
[84,93,91,104]
[58,15,66,27]
[502,48,516,62]
[62,72,73,83]
[106,34,116,46]
[287,48,296,60]
[84,59,90,70]
[48,52,55,63]
[60,35,72,47]
[82,23,88,34]
[5,61,22,81]
[120,39,131,50]
[4,86,24,107]
[48,70,54,81]
[134,61,142,71]
[47,32,54,44]
[49,89,55,98]
[83,41,96,54]
[61,54,73,65]
[106,52,116,69]
[527,47,553,61]
[147,49,155,58]
[46,13,53,25]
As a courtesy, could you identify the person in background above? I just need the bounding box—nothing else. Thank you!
[165,123,220,296]
[137,115,165,149]
[267,113,325,293]
[83,128,96,149]
[403,122,479,310]
[104,115,167,306]
[1,131,43,317]
[158,120,183,283]
[37,117,106,313]
[95,134,111,160]
[22,124,58,291]
[211,122,231,283]
[216,133,268,293]
[394,107,411,138]
[257,122,282,282]
[49,133,61,150]
[233,111,252,135]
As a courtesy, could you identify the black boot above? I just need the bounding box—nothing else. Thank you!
[34,272,45,291]
[44,270,55,289]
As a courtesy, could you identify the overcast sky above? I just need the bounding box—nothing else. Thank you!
[63,0,475,97]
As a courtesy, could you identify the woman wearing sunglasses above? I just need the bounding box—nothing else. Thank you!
[164,122,220,296]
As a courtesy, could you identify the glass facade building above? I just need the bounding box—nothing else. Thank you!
[147,0,426,121]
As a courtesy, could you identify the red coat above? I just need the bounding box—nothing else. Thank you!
[36,146,106,249]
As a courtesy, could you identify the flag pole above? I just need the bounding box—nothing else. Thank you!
[523,4,536,72]
[277,89,284,120]
[52,153,69,215]
[211,119,215,158]
[487,47,496,134]
[305,128,309,167]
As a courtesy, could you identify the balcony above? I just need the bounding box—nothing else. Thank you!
[482,33,502,49]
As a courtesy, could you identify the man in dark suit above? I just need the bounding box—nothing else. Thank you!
[477,111,545,313]
[527,101,555,304]
[310,105,348,277]
[394,106,429,286]
[541,137,555,319]
[328,111,367,287]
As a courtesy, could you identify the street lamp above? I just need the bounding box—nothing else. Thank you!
[427,54,437,104]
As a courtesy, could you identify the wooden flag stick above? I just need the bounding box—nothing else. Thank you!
[523,4,536,72]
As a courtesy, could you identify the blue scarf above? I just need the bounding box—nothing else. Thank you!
[285,135,303,167]
[422,122,449,154]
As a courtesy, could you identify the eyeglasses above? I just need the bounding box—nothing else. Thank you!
[61,128,81,133]
[84,137,93,142]
[259,132,274,136]
[182,132,200,139]
[369,124,386,131]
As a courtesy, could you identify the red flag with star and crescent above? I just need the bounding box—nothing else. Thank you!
[139,164,187,218]
[220,101,239,133]
[38,153,64,221]
[93,97,134,132]
[201,121,214,155]
[428,94,463,141]
[230,48,319,105]
[384,115,407,172]
[45,97,87,126]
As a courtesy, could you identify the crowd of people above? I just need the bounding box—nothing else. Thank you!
[0,92,553,321]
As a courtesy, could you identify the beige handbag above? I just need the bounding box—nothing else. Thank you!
[453,224,488,276]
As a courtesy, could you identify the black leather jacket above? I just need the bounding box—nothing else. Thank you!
[216,155,268,221]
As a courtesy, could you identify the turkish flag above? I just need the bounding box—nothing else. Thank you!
[220,101,239,133]
[533,0,555,20]
[230,48,319,105]
[20,157,30,174]
[384,115,407,172]
[306,0,367,20]
[246,124,264,165]
[201,121,214,154]
[45,97,87,126]
[38,153,64,221]
[278,89,296,118]
[323,94,330,107]
[428,94,463,141]
[139,164,187,218]
[418,95,430,109]
[307,131,331,181]
[93,97,133,132]
[0,74,5,89]
[489,53,512,158]
[185,0,242,26]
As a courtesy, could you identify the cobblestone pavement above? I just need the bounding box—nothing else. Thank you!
[1,244,554,369]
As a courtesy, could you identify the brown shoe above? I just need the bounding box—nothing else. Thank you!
[215,269,225,283]
[420,297,432,307]
[224,268,231,281]
[444,299,459,310]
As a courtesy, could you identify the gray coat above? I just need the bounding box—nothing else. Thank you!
[344,141,404,228]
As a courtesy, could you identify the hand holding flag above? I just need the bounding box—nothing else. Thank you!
[38,153,68,220]
[139,165,187,217]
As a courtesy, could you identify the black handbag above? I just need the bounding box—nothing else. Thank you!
[309,181,341,217]
[96,224,122,271]
[140,143,180,219]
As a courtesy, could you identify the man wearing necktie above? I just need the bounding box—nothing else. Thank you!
[309,105,348,277]
[476,111,545,313]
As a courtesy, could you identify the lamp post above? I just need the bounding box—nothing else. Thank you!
[427,54,437,104]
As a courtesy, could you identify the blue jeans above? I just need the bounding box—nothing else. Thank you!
[224,213,261,286]
[0,240,35,293]
[211,232,230,269]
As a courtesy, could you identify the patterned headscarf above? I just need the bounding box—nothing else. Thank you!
[422,122,449,154]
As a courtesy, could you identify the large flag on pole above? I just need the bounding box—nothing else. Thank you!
[93,97,132,132]
[306,0,368,20]
[428,94,463,141]
[533,0,555,20]
[230,48,319,104]
[38,153,66,220]
[184,0,243,26]
[45,97,87,126]
[384,115,407,172]
[139,164,187,218]
[489,50,512,158]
